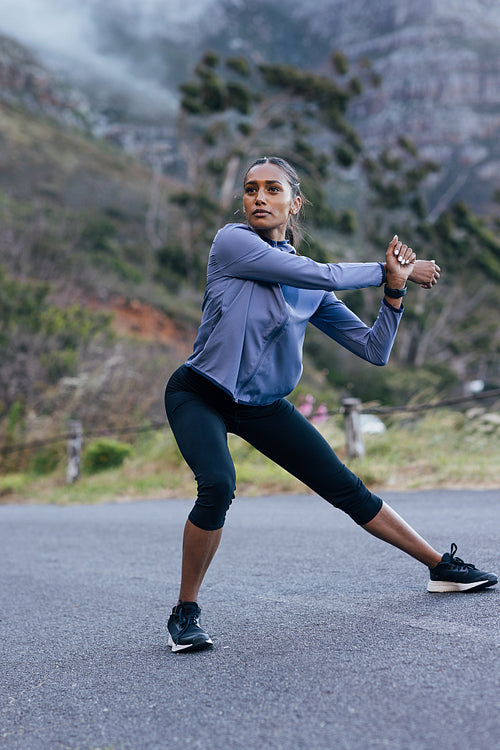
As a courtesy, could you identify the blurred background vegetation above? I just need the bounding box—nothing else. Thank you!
[0,3,499,497]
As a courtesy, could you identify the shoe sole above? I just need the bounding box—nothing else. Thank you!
[427,579,496,593]
[168,634,213,653]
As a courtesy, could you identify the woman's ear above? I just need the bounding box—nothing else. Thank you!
[290,196,302,215]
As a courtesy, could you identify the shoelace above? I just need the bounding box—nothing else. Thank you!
[179,608,200,625]
[448,542,477,571]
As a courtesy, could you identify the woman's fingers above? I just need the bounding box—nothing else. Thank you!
[394,241,414,265]
[425,261,440,286]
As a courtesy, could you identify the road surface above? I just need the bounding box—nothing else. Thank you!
[1,490,499,749]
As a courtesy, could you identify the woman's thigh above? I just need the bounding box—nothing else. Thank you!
[235,400,381,525]
[165,386,236,530]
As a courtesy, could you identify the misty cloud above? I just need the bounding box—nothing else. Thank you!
[1,0,99,67]
[0,0,194,117]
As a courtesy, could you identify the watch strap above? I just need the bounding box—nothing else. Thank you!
[384,285,407,298]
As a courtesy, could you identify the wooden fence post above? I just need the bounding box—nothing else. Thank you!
[66,420,82,484]
[342,398,365,459]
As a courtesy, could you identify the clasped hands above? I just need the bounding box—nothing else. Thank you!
[385,235,440,289]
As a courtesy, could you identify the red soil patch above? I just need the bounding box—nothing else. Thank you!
[89,295,192,351]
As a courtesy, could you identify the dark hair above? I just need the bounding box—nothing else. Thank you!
[244,156,306,245]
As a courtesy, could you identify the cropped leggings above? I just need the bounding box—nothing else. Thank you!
[164,365,383,531]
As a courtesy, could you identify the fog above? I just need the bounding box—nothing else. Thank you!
[0,0,216,116]
[0,0,212,54]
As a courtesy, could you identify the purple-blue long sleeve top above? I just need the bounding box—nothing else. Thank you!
[185,223,403,404]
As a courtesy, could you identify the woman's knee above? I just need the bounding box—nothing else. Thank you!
[189,468,236,530]
[325,473,383,525]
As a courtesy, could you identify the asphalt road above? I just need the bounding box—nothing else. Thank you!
[1,490,499,750]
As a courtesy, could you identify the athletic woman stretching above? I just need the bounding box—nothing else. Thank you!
[164,156,497,652]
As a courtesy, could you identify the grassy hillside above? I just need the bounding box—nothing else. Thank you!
[0,99,198,313]
[0,100,200,465]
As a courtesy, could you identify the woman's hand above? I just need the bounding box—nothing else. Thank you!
[385,235,416,288]
[408,259,441,288]
[383,235,416,309]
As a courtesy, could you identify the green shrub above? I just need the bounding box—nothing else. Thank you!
[0,473,27,496]
[30,444,63,475]
[93,254,144,283]
[338,209,357,234]
[226,56,251,77]
[335,144,356,168]
[331,50,349,76]
[83,438,132,473]
[40,349,78,382]
[81,216,118,253]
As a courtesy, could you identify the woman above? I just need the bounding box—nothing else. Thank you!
[164,156,497,652]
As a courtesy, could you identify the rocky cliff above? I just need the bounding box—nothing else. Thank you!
[204,0,500,212]
[1,0,499,211]
[307,0,500,212]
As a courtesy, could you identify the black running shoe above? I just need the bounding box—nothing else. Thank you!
[428,543,498,592]
[167,601,213,653]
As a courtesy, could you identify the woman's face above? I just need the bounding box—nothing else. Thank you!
[243,163,301,242]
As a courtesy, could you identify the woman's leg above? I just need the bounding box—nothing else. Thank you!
[236,399,441,567]
[179,521,223,603]
[165,378,236,603]
[362,502,441,567]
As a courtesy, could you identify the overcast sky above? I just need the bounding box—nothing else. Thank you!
[0,0,199,114]
[1,0,99,62]
[0,0,212,55]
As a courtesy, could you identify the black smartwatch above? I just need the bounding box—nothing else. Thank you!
[384,285,407,298]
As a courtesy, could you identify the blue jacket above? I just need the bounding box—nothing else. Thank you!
[186,223,403,405]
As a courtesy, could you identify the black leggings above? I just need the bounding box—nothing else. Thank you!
[164,365,383,531]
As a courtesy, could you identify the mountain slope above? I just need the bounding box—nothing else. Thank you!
[2,0,499,211]
[0,96,196,443]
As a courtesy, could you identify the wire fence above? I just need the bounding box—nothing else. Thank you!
[360,387,500,415]
[0,421,166,456]
[2,387,499,458]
